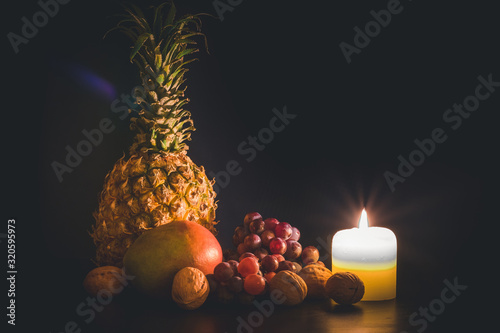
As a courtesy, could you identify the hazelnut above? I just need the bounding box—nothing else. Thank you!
[325,272,365,305]
[171,267,210,310]
[269,270,307,306]
[298,265,333,299]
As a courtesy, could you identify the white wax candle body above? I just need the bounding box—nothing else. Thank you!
[331,226,397,270]
[331,210,397,301]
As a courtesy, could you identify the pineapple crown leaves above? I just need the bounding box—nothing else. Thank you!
[106,2,209,154]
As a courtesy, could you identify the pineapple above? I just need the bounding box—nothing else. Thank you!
[91,3,217,267]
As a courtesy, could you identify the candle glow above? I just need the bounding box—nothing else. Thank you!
[331,209,397,301]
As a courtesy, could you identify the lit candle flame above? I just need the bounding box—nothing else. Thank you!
[358,208,368,229]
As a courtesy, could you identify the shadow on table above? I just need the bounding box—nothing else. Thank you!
[88,288,408,333]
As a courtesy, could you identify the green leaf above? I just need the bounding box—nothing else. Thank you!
[123,7,150,33]
[130,33,151,62]
[103,19,136,39]
[115,25,139,41]
[154,53,162,70]
[165,2,176,26]
[177,48,198,59]
[128,3,146,22]
[156,73,165,85]
[160,139,169,150]
[165,67,188,89]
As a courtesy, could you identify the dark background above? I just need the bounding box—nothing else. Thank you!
[3,0,499,332]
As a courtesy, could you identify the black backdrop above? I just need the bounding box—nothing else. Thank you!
[4,0,499,332]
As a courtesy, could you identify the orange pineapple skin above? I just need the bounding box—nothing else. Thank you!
[91,151,217,267]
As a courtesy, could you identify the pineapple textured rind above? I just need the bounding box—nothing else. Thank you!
[92,151,217,267]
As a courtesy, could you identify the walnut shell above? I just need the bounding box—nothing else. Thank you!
[269,270,307,306]
[298,264,333,299]
[325,272,365,305]
[171,267,210,310]
[83,266,125,297]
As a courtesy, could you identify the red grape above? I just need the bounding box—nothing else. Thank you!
[243,274,266,295]
[264,272,276,282]
[284,240,302,260]
[227,260,239,275]
[244,234,262,251]
[234,226,249,243]
[249,219,265,234]
[261,255,279,272]
[244,212,262,229]
[264,218,280,231]
[214,262,234,282]
[237,243,248,255]
[290,227,301,241]
[238,257,259,278]
[253,247,268,261]
[239,252,258,262]
[302,246,320,265]
[269,237,287,255]
[271,254,285,263]
[227,276,243,293]
[205,274,218,296]
[260,230,275,247]
[275,222,293,240]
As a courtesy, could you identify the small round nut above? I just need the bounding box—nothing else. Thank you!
[269,270,307,306]
[298,264,333,299]
[83,266,125,297]
[171,267,210,310]
[325,272,365,305]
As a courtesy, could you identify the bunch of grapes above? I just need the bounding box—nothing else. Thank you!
[209,212,324,304]
[232,213,324,276]
[234,212,325,266]
[232,212,302,259]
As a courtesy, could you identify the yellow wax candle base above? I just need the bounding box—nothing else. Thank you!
[331,264,397,301]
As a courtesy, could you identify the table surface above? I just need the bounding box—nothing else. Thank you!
[80,293,477,333]
[90,297,408,333]
[28,259,485,333]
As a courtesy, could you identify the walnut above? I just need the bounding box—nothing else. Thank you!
[298,264,333,299]
[171,267,210,310]
[83,266,125,297]
[269,270,307,306]
[325,272,365,305]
